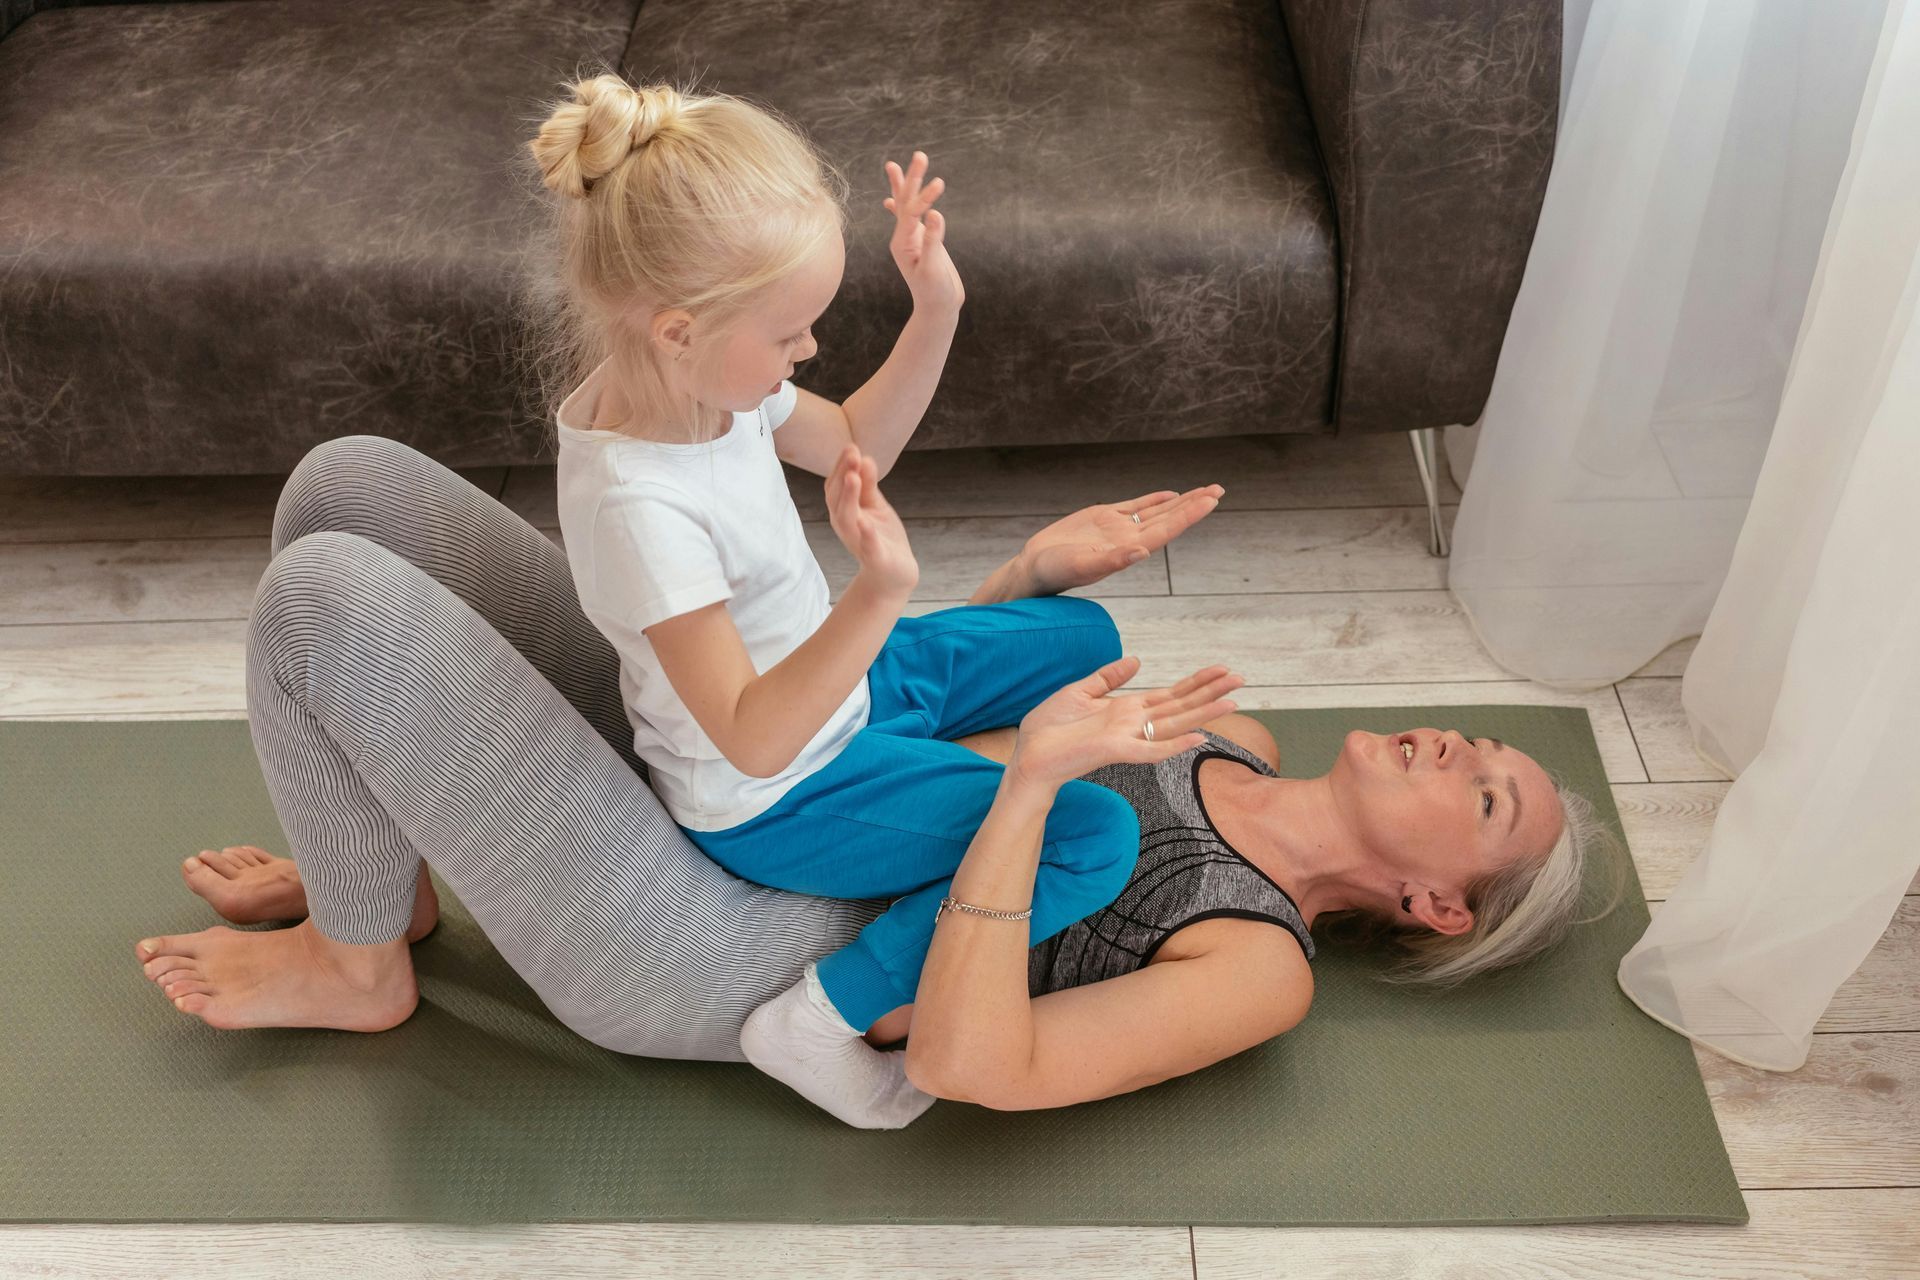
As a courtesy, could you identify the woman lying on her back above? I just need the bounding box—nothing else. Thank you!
[130,430,1616,1125]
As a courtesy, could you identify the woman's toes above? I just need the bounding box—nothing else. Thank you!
[172,992,213,1019]
[162,976,211,999]
[143,953,198,982]
[232,845,273,866]
[136,933,196,962]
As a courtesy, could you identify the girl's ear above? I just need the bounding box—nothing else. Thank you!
[648,307,695,360]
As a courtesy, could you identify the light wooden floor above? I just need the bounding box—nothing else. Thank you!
[1,432,1914,1278]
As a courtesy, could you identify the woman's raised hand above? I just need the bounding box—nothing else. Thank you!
[1019,485,1226,595]
[826,443,919,597]
[882,151,964,314]
[1009,657,1244,789]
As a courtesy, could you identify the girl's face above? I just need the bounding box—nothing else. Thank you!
[1331,728,1563,899]
[705,228,845,413]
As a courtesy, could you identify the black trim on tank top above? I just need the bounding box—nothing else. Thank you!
[1140,906,1313,968]
[1187,747,1308,922]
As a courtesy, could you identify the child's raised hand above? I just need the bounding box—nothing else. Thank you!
[826,443,919,598]
[882,151,964,315]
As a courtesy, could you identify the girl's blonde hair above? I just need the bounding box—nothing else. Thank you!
[1314,775,1631,989]
[515,69,848,445]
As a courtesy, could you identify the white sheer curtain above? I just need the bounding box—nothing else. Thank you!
[1445,0,1919,1072]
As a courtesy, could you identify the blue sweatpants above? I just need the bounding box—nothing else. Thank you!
[685,595,1142,1033]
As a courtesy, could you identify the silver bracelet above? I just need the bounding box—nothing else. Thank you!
[935,895,1033,923]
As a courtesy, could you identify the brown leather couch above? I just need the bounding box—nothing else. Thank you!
[0,0,1557,548]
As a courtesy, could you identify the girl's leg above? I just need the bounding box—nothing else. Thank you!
[695,729,1140,1034]
[137,437,882,1060]
[865,594,1124,742]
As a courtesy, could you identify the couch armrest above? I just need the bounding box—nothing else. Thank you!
[1278,0,1560,434]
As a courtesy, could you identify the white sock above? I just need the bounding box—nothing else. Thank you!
[739,961,937,1130]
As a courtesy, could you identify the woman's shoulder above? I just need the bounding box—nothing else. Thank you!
[1197,715,1282,773]
[1147,915,1314,995]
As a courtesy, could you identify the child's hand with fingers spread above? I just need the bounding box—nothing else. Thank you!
[825,442,919,598]
[1009,658,1244,789]
[883,150,964,315]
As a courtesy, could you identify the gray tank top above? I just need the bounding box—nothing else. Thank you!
[1027,728,1315,997]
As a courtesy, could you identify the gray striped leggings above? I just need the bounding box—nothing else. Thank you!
[246,434,888,1062]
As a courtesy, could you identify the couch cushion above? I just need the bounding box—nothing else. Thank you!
[622,0,1339,450]
[0,0,638,475]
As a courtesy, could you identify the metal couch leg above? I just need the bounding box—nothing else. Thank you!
[1408,428,1450,558]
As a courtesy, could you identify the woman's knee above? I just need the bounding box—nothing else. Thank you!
[251,531,405,647]
[274,434,425,556]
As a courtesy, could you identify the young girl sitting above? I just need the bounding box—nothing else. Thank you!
[528,74,1223,1128]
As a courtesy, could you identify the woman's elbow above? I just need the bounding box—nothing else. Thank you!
[903,1045,972,1103]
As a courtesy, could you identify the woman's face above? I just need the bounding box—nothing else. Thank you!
[1330,728,1564,892]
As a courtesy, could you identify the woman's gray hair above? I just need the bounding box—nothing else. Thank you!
[1315,773,1629,989]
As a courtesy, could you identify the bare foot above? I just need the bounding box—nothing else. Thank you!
[181,846,439,943]
[134,919,417,1031]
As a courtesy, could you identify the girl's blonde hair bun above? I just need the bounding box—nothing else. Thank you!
[514,67,847,446]
[529,75,685,200]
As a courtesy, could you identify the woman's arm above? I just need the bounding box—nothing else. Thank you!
[904,656,1299,1107]
[967,486,1226,606]
[912,926,1314,1111]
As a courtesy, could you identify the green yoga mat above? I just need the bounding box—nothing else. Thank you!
[0,706,1746,1226]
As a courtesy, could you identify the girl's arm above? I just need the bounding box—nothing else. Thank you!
[646,571,908,779]
[905,658,1299,1106]
[646,445,915,780]
[842,304,958,480]
[842,151,964,478]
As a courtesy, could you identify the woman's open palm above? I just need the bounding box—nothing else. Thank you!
[1022,485,1225,594]
[1010,656,1244,788]
[825,444,918,595]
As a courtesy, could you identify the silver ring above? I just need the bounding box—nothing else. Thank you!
[1142,718,1155,742]
[1130,511,1142,525]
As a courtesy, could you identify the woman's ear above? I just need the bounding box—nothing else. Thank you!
[1404,887,1475,936]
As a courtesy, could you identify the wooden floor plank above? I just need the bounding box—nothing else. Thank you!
[0,470,504,545]
[0,620,245,717]
[0,1223,1193,1280]
[1616,678,1737,783]
[1700,1033,1918,1189]
[1086,592,1517,688]
[1166,506,1455,595]
[498,432,1458,528]
[1195,1188,1920,1279]
[0,538,271,626]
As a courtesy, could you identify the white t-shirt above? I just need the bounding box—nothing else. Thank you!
[554,358,871,831]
